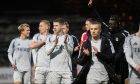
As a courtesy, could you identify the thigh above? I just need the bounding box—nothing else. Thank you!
[129,73,140,84]
[129,77,140,84]
[24,71,31,84]
[34,68,45,84]
[101,81,108,84]
[61,72,73,84]
[46,71,61,84]
[86,78,99,84]
[13,70,22,83]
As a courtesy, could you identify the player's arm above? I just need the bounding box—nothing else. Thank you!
[63,35,74,55]
[29,34,46,49]
[124,37,137,68]
[29,40,45,49]
[7,39,16,69]
[45,36,58,55]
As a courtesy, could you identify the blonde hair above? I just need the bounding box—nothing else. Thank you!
[18,23,30,33]
[40,20,50,29]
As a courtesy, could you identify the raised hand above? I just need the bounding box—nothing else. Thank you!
[53,35,58,45]
[88,0,94,7]
[64,34,68,44]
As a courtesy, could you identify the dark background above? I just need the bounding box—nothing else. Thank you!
[0,0,140,66]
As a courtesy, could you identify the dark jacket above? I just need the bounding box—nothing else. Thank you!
[110,29,129,84]
[110,29,129,76]
[74,35,114,84]
[71,35,80,78]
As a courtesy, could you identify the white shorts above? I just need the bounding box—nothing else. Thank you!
[34,67,49,84]
[86,68,109,84]
[46,71,73,84]
[13,70,31,84]
[129,72,140,84]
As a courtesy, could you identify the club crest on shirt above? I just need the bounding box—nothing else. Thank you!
[18,43,20,46]
[133,42,137,46]
[115,37,119,41]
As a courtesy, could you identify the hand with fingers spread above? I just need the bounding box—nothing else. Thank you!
[83,47,90,56]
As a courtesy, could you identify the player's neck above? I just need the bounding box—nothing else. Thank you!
[57,32,63,36]
[41,31,49,35]
[20,35,27,40]
[136,31,140,37]
[92,36,100,41]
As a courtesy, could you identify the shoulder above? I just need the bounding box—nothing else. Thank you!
[47,34,56,41]
[48,33,53,36]
[82,32,87,35]
[12,37,19,42]
[47,34,53,38]
[115,30,129,40]
[33,33,40,38]
[81,32,87,38]
[125,34,134,40]
[71,35,78,40]
[122,30,130,37]
[27,38,32,41]
[101,36,111,46]
[9,37,19,45]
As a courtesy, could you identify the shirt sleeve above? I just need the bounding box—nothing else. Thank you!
[32,49,37,65]
[45,35,56,55]
[32,34,39,42]
[123,36,137,68]
[7,39,15,64]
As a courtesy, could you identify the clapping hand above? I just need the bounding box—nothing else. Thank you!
[92,46,98,54]
[83,47,90,56]
[53,35,58,45]
[64,34,68,44]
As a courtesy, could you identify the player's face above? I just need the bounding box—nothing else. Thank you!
[21,27,30,37]
[39,22,49,34]
[53,22,62,35]
[62,25,69,34]
[109,20,118,32]
[85,21,91,31]
[90,24,101,38]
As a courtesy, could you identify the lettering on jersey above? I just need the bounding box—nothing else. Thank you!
[16,48,30,52]
[133,42,138,46]
[17,43,20,46]
[134,48,140,52]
